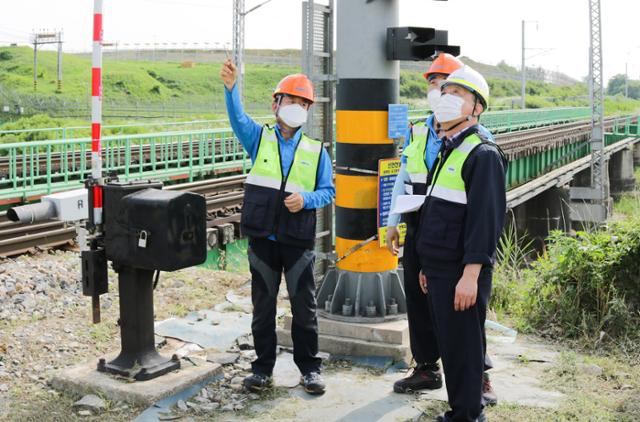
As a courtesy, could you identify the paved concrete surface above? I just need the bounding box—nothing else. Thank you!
[51,357,222,406]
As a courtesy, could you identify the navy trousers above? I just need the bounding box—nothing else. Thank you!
[422,266,493,422]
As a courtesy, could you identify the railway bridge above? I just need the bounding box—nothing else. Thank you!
[1,106,638,261]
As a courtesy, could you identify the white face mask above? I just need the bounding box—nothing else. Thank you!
[278,104,308,128]
[433,93,466,123]
[427,89,441,111]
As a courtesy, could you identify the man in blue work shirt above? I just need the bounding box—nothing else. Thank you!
[416,66,507,422]
[387,55,497,406]
[220,60,334,395]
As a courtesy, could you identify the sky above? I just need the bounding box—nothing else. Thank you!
[1,0,639,83]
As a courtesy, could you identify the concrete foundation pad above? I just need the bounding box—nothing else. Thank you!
[51,357,222,407]
[277,327,411,363]
[283,315,409,345]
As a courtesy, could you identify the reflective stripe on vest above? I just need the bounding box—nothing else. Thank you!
[426,134,483,205]
[245,126,321,193]
[403,123,429,185]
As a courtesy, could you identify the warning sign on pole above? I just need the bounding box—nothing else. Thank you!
[377,158,406,248]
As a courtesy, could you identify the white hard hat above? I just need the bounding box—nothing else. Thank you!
[442,66,490,110]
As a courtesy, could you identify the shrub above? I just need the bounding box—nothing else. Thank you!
[523,221,640,343]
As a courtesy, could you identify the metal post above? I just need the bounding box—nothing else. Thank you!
[33,40,38,91]
[521,20,526,109]
[589,0,607,217]
[232,0,245,100]
[625,62,629,98]
[57,31,63,92]
[302,0,335,278]
[97,265,180,380]
[91,0,104,224]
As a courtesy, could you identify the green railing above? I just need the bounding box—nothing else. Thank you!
[0,107,625,202]
[505,116,640,188]
[481,107,591,133]
[0,128,250,201]
[0,107,591,142]
[0,116,274,142]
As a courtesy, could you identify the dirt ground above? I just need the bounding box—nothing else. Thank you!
[1,250,639,421]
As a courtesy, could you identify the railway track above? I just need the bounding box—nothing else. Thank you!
[0,116,636,258]
[496,117,622,158]
[0,174,247,258]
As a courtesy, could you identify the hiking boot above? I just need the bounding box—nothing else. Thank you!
[301,371,326,395]
[393,363,443,393]
[482,372,498,406]
[243,373,273,393]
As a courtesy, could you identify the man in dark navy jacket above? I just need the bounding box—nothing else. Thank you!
[416,66,507,422]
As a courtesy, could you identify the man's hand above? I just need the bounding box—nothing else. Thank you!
[385,227,400,255]
[419,270,428,295]
[220,59,237,91]
[454,264,482,311]
[284,193,304,213]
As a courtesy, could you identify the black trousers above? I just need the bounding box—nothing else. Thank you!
[247,236,322,376]
[422,265,493,422]
[403,227,441,365]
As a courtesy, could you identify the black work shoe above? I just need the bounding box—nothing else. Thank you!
[434,411,486,422]
[393,364,443,393]
[301,371,326,395]
[482,372,498,406]
[243,373,273,393]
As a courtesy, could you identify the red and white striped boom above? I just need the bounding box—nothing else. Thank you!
[91,0,103,224]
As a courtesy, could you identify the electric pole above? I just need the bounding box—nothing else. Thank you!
[521,20,525,109]
[32,30,64,92]
[232,0,274,101]
[520,20,538,109]
[589,0,607,220]
[625,62,629,98]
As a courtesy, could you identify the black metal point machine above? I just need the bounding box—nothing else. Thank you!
[82,180,207,381]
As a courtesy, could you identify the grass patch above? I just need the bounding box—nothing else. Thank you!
[88,323,113,345]
[478,350,640,421]
[3,387,142,422]
[167,303,189,318]
[614,167,640,218]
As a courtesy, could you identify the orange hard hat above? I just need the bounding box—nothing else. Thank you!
[423,53,464,80]
[273,74,315,103]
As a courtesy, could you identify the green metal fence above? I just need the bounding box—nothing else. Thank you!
[0,128,249,202]
[480,107,591,133]
[0,107,591,142]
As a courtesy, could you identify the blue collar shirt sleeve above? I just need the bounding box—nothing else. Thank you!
[224,83,263,162]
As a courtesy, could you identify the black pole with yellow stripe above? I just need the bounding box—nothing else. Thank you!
[317,0,406,322]
[335,84,398,272]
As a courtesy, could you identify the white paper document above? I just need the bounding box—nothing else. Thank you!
[390,194,426,215]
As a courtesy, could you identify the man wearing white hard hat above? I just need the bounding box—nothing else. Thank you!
[415,66,507,422]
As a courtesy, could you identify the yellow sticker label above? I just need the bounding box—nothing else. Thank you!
[378,159,402,177]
